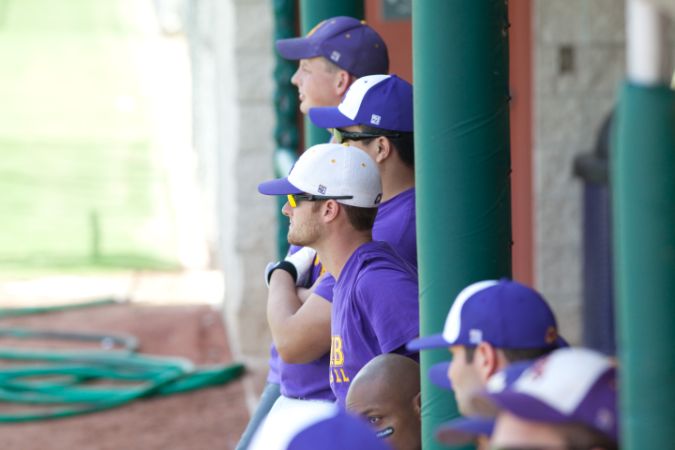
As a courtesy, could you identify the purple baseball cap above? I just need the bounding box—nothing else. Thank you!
[288,410,392,450]
[481,348,619,442]
[276,16,389,78]
[309,74,413,132]
[407,279,567,352]
[435,417,495,447]
[428,361,452,390]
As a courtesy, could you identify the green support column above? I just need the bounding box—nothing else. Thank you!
[299,0,364,146]
[272,0,299,258]
[413,1,511,449]
[612,82,675,448]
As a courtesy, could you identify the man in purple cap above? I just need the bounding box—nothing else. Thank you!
[487,347,618,449]
[439,348,619,450]
[258,143,419,407]
[407,279,566,419]
[276,16,389,114]
[310,74,416,269]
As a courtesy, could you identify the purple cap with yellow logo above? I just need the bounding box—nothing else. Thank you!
[275,16,389,78]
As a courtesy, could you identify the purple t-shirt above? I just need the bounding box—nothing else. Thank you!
[330,241,419,406]
[266,345,281,384]
[267,245,335,401]
[373,188,417,269]
[314,187,417,301]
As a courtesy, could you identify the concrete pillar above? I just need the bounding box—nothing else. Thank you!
[211,0,276,372]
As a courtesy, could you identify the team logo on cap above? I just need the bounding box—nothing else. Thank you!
[469,329,483,344]
[370,114,381,125]
[595,408,615,432]
[318,184,327,194]
[544,326,558,345]
[331,51,341,62]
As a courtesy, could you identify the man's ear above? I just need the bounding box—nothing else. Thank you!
[322,200,341,223]
[412,392,422,419]
[374,137,392,163]
[335,70,353,97]
[474,342,499,383]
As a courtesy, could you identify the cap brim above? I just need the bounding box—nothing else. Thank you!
[275,37,319,61]
[406,334,449,351]
[309,107,358,129]
[428,362,453,390]
[258,177,303,196]
[435,417,495,446]
[487,391,568,424]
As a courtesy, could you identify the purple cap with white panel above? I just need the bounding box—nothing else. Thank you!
[483,347,619,442]
[407,279,567,352]
[249,402,391,450]
[309,74,413,132]
[288,409,393,450]
[275,16,389,78]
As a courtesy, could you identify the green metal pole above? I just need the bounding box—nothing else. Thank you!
[299,0,364,146]
[272,0,299,258]
[413,1,511,449]
[612,81,675,448]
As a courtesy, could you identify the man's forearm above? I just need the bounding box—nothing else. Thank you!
[266,270,331,363]
[267,270,304,349]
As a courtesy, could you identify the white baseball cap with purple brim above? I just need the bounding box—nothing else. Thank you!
[258,143,382,208]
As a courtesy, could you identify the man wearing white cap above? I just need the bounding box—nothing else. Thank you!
[259,143,419,407]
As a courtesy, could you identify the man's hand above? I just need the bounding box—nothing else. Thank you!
[264,246,317,287]
[285,246,316,286]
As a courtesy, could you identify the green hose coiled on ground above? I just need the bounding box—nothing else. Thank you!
[0,299,245,422]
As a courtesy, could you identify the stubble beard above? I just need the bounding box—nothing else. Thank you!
[287,218,321,248]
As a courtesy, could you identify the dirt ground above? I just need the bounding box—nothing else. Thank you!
[0,302,250,450]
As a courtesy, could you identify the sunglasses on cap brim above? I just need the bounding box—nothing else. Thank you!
[286,193,354,208]
[330,128,400,144]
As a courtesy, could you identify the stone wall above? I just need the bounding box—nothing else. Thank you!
[186,0,276,375]
[533,0,625,343]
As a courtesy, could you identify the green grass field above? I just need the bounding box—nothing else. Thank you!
[0,0,179,274]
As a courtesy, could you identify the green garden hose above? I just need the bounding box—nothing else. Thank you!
[0,299,245,422]
[0,298,119,318]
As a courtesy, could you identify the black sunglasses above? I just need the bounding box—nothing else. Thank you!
[332,128,401,144]
[286,193,353,208]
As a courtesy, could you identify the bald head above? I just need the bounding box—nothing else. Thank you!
[350,354,420,403]
[346,354,421,450]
